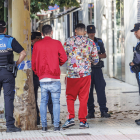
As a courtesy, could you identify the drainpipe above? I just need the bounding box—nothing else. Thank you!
[4,0,8,34]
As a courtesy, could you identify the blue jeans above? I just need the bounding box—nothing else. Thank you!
[40,81,61,127]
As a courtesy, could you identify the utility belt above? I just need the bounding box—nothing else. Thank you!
[91,60,104,68]
[0,63,18,78]
[130,64,140,73]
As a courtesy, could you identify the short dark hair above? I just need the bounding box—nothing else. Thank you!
[42,25,52,36]
[0,27,5,33]
[75,23,85,31]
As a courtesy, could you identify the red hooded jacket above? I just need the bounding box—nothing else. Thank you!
[32,36,67,80]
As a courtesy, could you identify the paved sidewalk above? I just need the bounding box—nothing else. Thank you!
[1,74,140,139]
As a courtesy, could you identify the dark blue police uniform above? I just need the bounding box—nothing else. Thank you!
[130,23,140,95]
[87,37,108,114]
[0,34,24,128]
[86,25,110,118]
[133,42,140,94]
[130,23,140,125]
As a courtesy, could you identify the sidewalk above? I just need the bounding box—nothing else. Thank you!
[1,74,140,140]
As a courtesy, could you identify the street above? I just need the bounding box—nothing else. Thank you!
[0,74,140,139]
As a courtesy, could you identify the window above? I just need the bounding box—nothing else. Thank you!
[78,11,83,23]
[88,3,94,25]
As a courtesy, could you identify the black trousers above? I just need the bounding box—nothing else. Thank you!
[136,72,140,94]
[0,68,15,128]
[87,67,108,114]
[33,73,53,121]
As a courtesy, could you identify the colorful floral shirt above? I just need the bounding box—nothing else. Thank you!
[64,35,99,78]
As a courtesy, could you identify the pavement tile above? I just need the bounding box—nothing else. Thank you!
[105,134,130,140]
[0,74,140,139]
[126,134,140,139]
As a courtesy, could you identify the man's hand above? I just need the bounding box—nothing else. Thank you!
[129,62,135,66]
[16,50,26,65]
[98,53,107,58]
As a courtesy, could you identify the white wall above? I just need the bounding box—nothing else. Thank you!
[95,0,138,86]
[95,0,108,74]
[106,0,114,77]
[124,0,137,86]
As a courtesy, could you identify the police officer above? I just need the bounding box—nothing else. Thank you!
[31,32,53,125]
[86,25,111,118]
[129,23,140,125]
[0,20,26,132]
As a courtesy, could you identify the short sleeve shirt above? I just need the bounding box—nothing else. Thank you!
[0,34,24,64]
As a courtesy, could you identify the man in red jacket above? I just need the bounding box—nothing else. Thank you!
[32,25,67,132]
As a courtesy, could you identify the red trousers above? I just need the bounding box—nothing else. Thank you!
[66,76,91,123]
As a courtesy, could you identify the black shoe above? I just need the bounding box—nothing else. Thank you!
[136,120,140,125]
[54,126,60,131]
[6,126,21,133]
[86,113,95,119]
[101,112,111,118]
[135,119,140,122]
[42,127,47,132]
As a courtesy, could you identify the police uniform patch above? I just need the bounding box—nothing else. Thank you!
[90,27,92,29]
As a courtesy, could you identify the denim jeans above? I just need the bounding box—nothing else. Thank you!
[40,81,61,127]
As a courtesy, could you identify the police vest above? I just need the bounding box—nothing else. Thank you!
[92,38,104,68]
[95,39,103,53]
[0,35,14,66]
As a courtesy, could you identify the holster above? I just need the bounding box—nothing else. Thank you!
[130,64,140,73]
[6,63,18,78]
[92,60,104,68]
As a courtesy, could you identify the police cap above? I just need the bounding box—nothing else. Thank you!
[31,32,41,40]
[87,25,96,33]
[131,23,140,32]
[0,20,6,28]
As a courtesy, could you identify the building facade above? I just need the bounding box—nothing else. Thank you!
[35,0,139,86]
[94,0,138,86]
[78,0,138,86]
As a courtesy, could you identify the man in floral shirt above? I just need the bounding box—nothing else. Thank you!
[62,23,99,129]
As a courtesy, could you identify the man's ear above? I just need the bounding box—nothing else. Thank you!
[84,31,87,35]
[4,28,7,34]
[51,30,53,35]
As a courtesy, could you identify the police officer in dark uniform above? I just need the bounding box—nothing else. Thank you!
[31,32,53,125]
[0,20,26,132]
[86,25,111,118]
[129,23,140,125]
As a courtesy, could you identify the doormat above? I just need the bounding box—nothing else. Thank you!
[122,91,138,93]
[66,133,91,136]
